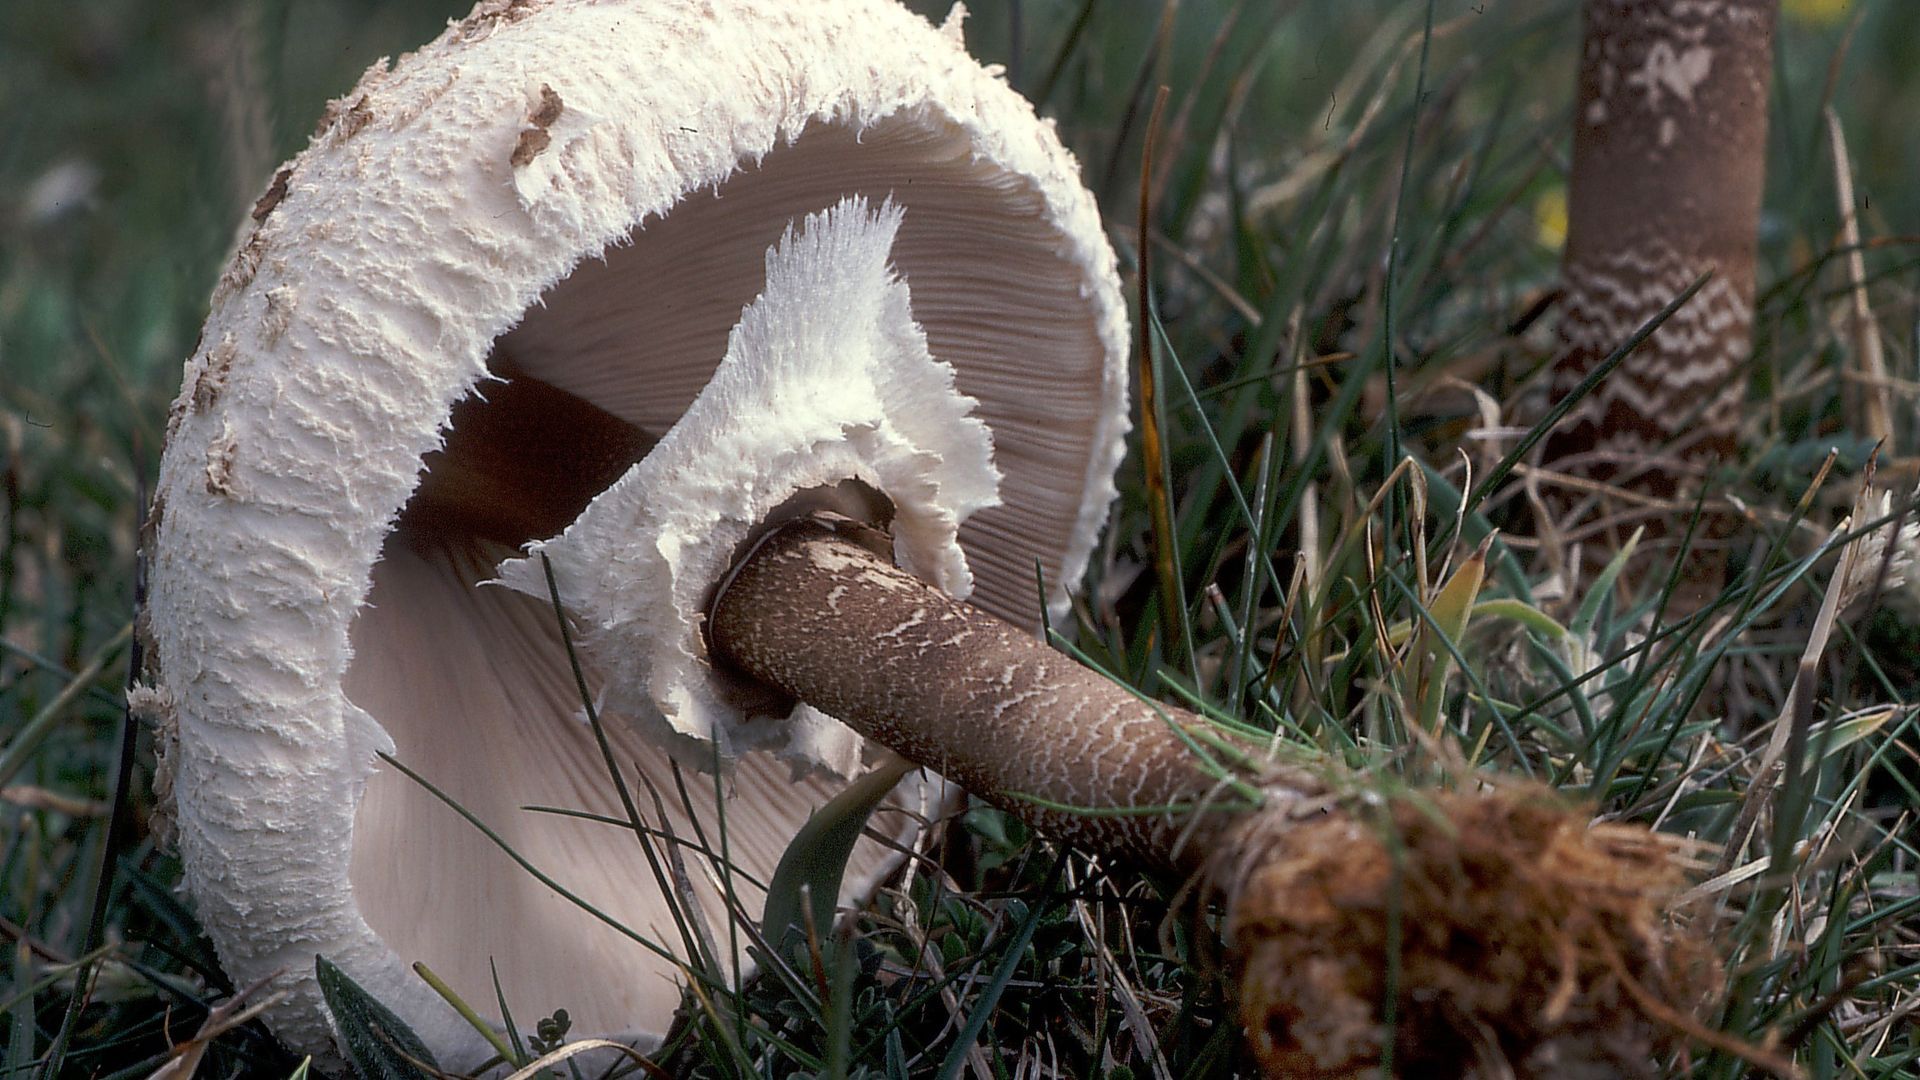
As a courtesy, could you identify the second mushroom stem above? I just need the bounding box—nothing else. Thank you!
[706,514,1324,879]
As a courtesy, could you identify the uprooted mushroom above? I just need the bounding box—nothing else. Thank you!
[142,0,1732,1075]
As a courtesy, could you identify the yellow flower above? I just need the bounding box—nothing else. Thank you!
[1533,186,1568,250]
[1784,0,1851,25]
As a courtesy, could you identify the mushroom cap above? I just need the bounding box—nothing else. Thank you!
[143,0,1127,1068]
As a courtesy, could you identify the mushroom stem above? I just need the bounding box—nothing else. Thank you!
[708,515,1322,877]
[1542,0,1774,582]
[709,515,1725,1076]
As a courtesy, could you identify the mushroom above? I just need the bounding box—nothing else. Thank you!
[513,189,1728,1072]
[142,0,1125,1068]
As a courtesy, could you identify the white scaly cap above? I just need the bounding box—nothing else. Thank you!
[142,0,1127,1068]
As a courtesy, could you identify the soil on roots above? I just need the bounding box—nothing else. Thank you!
[1221,788,1718,1078]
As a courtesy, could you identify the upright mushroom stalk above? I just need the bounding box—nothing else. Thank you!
[706,516,1721,1078]
[1541,0,1775,590]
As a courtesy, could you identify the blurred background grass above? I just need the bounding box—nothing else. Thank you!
[3,0,1917,1076]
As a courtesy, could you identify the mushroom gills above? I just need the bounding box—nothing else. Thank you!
[499,114,1116,631]
[344,539,937,1046]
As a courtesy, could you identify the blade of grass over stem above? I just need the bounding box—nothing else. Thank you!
[1009,793,1263,820]
[538,555,716,979]
[1047,631,1269,800]
[1136,85,1192,674]
[1453,270,1714,528]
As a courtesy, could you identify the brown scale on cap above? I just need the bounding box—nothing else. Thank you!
[251,166,293,222]
[1542,0,1775,579]
[509,85,564,168]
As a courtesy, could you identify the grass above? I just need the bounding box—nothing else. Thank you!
[3,0,1919,1075]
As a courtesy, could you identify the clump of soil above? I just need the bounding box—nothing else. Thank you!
[1221,788,1719,1078]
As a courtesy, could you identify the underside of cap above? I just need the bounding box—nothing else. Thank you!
[142,0,1127,1068]
[497,196,1002,774]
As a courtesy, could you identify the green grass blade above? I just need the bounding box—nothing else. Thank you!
[316,955,439,1080]
[934,853,1067,1080]
[760,759,910,956]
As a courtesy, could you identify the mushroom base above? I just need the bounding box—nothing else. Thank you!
[1223,789,1724,1078]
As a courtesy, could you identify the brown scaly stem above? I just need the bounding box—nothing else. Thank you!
[709,516,1748,1078]
[708,515,1326,877]
[1542,0,1775,597]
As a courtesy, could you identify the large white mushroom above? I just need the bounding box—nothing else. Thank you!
[140,0,1127,1067]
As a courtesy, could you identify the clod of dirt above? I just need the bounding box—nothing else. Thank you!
[1223,788,1718,1078]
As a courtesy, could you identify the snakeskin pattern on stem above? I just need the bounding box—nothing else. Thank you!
[1544,0,1774,502]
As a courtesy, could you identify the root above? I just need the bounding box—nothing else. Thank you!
[1221,787,1730,1078]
